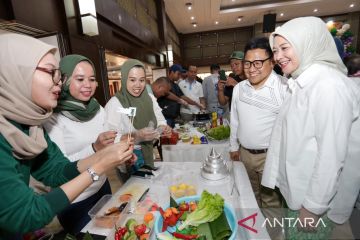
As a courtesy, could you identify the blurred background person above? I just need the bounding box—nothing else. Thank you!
[178,65,206,121]
[344,53,360,87]
[202,64,227,115]
[218,51,246,110]
[149,76,172,99]
[157,64,200,127]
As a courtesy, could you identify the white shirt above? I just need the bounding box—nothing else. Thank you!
[202,73,221,113]
[104,94,166,137]
[229,71,288,151]
[179,79,204,114]
[262,64,360,223]
[43,107,107,202]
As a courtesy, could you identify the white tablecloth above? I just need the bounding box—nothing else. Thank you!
[162,126,230,162]
[82,162,270,239]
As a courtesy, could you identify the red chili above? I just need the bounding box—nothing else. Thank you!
[162,219,168,232]
[159,207,166,217]
[172,232,199,239]
[115,232,121,240]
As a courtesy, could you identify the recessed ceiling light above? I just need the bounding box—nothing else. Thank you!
[186,2,192,10]
[280,13,284,17]
[232,0,235,2]
[313,8,318,12]
[237,16,243,22]
[215,21,219,25]
[191,16,195,20]
[350,3,355,7]
[192,22,197,27]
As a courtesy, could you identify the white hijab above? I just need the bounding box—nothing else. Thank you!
[269,16,347,79]
[0,32,56,159]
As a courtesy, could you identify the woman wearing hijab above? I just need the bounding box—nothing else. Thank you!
[261,17,360,239]
[0,32,134,239]
[43,55,117,234]
[105,59,171,170]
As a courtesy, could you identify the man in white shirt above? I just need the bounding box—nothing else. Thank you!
[230,37,288,209]
[202,64,227,115]
[178,65,206,121]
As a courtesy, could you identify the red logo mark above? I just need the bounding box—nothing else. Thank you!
[237,213,258,233]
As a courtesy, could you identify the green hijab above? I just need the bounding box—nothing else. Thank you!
[115,59,157,166]
[55,54,100,122]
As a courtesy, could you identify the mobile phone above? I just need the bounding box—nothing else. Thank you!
[132,170,154,178]
[141,165,159,171]
[219,70,227,81]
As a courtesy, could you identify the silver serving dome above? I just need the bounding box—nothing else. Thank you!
[201,147,229,180]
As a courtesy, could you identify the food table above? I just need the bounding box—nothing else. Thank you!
[82,162,270,240]
[162,125,230,162]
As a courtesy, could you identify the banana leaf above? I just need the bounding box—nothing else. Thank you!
[209,212,232,240]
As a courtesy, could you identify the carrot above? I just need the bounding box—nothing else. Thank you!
[139,233,149,240]
[143,212,154,223]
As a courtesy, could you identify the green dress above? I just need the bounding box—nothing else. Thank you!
[0,121,80,238]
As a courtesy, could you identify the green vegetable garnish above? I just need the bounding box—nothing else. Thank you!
[178,190,224,230]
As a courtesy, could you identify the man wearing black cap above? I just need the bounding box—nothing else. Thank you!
[157,64,203,127]
[218,51,246,110]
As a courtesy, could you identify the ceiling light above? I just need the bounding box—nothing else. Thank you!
[232,0,235,1]
[215,21,219,25]
[192,22,197,27]
[280,13,284,17]
[186,2,192,10]
[237,16,243,22]
[350,3,354,7]
[191,16,195,20]
[313,8,318,12]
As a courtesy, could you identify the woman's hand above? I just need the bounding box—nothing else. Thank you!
[135,127,158,142]
[93,130,117,151]
[94,141,134,173]
[159,125,172,137]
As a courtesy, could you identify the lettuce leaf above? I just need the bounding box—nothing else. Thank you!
[178,191,224,230]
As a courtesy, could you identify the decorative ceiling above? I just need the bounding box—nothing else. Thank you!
[164,0,360,34]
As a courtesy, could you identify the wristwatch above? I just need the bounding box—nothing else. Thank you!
[87,168,100,182]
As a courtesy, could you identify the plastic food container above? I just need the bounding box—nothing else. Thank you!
[88,194,129,229]
[106,213,156,240]
[169,182,197,199]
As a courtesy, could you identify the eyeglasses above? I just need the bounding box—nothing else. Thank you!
[243,57,272,69]
[36,67,67,85]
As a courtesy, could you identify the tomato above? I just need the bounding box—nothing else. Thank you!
[117,227,127,236]
[134,224,147,236]
[178,202,189,211]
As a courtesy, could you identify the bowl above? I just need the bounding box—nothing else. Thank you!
[154,195,238,240]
